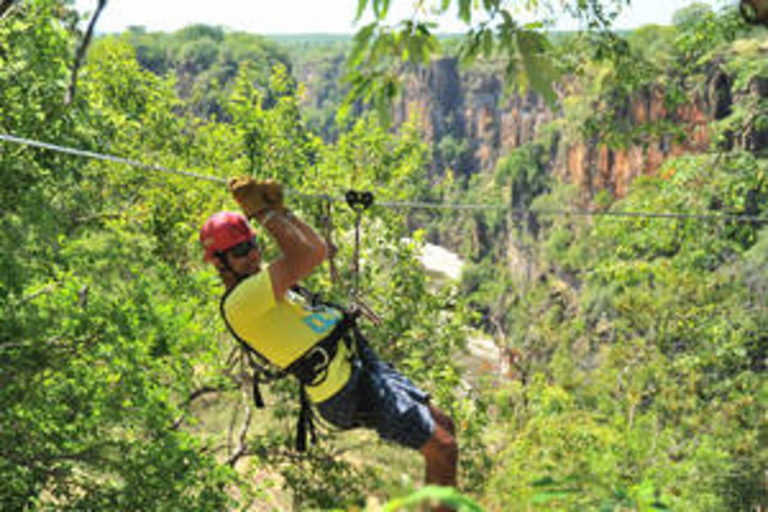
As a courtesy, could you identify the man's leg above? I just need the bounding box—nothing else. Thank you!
[419,405,458,512]
[355,347,458,508]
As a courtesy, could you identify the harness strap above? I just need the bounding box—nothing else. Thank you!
[252,374,265,408]
[290,310,360,452]
[296,387,318,452]
[284,311,358,385]
[345,190,374,302]
[241,346,285,409]
[224,285,363,452]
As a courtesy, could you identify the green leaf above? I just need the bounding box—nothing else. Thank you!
[481,28,494,57]
[383,486,484,511]
[531,490,579,504]
[498,20,514,49]
[380,0,391,19]
[355,0,368,21]
[417,21,432,37]
[524,21,544,29]
[482,0,500,12]
[458,0,472,23]
[531,476,558,487]
[500,9,515,28]
[350,22,378,65]
[516,28,558,106]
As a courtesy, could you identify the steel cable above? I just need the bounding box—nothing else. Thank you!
[2,133,765,225]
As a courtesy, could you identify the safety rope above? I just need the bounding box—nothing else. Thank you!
[342,190,383,325]
[345,190,374,300]
[2,133,765,225]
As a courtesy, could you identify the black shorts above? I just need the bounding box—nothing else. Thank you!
[315,344,435,450]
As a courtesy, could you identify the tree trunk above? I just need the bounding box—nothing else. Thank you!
[65,0,108,106]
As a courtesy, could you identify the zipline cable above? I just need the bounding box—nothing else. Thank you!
[375,198,766,224]
[0,133,228,185]
[2,133,765,225]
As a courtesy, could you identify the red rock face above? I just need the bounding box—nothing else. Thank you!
[646,143,667,176]
[389,57,759,200]
[529,85,721,199]
[299,56,763,199]
[595,144,613,192]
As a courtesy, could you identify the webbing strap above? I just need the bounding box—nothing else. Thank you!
[297,386,318,452]
[251,375,265,409]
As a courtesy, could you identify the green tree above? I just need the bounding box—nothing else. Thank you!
[346,0,631,120]
[2,3,482,509]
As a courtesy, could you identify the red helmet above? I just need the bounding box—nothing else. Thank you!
[200,211,256,262]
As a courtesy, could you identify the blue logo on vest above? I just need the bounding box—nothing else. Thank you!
[302,310,339,334]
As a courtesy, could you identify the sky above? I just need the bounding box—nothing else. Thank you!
[74,0,729,35]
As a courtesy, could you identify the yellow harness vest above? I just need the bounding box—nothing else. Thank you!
[220,268,352,402]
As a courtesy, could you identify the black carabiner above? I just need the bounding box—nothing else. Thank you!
[345,189,374,211]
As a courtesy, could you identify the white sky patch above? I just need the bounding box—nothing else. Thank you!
[75,0,729,35]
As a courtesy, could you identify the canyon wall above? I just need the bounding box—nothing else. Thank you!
[392,56,766,200]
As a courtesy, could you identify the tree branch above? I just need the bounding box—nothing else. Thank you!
[64,0,108,106]
[19,283,57,304]
[0,0,17,20]
[170,384,237,430]
[226,387,253,467]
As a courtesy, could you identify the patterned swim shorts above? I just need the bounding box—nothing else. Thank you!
[316,343,435,450]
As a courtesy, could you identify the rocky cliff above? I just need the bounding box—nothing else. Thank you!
[392,56,766,200]
[395,58,555,178]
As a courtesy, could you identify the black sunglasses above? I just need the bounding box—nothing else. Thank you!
[228,238,258,258]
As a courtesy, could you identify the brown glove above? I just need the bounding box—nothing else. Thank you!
[229,177,285,218]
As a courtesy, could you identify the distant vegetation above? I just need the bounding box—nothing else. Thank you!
[122,24,290,118]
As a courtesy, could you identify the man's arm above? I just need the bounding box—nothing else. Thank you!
[257,210,327,300]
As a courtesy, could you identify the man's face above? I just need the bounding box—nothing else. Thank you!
[224,237,261,276]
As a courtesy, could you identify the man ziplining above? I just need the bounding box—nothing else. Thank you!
[199,177,458,509]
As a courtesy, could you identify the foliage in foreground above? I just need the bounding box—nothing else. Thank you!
[1,1,475,509]
[451,13,767,504]
[477,152,765,511]
[442,7,766,510]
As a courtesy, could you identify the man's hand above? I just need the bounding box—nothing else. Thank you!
[229,177,285,219]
